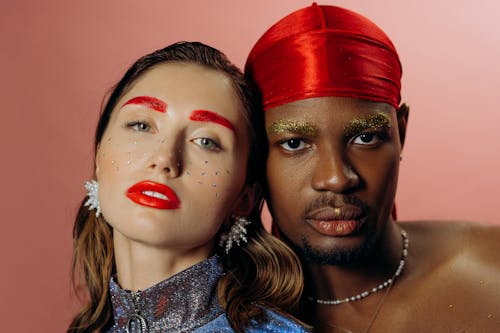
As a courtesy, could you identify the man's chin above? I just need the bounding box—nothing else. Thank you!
[293,235,377,267]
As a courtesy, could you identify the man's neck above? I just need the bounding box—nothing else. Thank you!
[303,222,404,303]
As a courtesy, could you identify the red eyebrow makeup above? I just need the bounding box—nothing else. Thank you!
[189,110,235,132]
[122,96,167,113]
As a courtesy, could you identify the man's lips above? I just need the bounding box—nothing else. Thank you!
[307,205,363,221]
[126,181,180,209]
[306,205,364,236]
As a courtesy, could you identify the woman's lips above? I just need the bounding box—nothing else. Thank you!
[306,205,364,236]
[126,181,180,209]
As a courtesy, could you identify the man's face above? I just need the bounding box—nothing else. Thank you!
[265,96,405,265]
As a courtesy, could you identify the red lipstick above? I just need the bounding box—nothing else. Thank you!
[126,181,180,209]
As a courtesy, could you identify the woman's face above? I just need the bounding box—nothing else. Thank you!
[95,62,251,252]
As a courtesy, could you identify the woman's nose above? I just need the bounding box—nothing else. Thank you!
[148,138,182,178]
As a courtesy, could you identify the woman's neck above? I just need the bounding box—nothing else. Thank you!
[113,230,213,291]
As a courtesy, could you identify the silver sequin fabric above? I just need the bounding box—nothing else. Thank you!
[107,255,310,332]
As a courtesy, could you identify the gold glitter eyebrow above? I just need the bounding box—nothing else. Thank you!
[267,119,318,136]
[344,112,392,137]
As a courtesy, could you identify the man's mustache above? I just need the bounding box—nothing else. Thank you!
[304,194,369,216]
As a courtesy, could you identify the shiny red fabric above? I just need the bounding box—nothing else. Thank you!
[245,3,402,110]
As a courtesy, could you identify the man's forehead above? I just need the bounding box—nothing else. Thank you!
[265,96,394,120]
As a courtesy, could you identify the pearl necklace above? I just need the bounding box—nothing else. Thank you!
[308,229,409,305]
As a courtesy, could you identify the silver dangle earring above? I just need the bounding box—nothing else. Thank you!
[84,180,101,217]
[219,216,251,254]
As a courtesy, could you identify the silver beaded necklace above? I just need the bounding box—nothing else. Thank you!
[308,229,409,305]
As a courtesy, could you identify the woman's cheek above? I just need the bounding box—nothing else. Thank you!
[96,136,121,176]
[117,137,153,172]
[185,155,241,202]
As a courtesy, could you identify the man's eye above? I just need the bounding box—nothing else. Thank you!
[352,133,381,145]
[193,137,221,151]
[127,121,151,132]
[279,139,307,151]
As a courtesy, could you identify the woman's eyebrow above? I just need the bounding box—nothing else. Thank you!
[122,96,167,113]
[189,110,235,133]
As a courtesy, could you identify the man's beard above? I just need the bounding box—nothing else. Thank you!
[295,193,377,266]
[290,233,378,266]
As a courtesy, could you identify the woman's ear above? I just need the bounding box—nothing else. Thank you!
[231,183,262,217]
[397,103,410,148]
[94,145,101,177]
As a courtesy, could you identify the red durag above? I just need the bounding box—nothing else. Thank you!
[245,3,402,110]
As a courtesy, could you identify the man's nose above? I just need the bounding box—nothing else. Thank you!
[311,148,359,193]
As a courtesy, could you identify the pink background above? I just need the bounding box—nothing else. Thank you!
[1,0,499,331]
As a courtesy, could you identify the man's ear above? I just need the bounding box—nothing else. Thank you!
[231,183,262,217]
[397,103,410,148]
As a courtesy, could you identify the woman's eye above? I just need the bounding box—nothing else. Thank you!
[127,121,151,132]
[193,137,221,151]
[279,138,308,151]
[352,133,381,145]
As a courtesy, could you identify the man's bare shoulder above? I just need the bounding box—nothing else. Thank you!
[398,219,500,234]
[398,220,500,263]
[391,221,500,331]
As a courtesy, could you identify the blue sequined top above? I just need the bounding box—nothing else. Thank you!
[107,255,309,332]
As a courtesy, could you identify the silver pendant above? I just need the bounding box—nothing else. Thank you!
[126,313,148,333]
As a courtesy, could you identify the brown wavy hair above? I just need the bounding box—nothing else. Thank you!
[68,41,304,332]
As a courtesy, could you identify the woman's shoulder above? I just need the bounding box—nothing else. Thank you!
[250,309,311,332]
[192,312,234,332]
[193,309,310,332]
